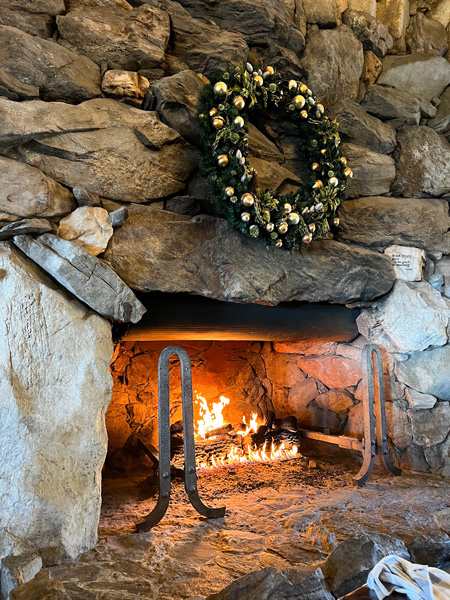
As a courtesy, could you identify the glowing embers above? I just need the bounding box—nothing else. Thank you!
[193,392,300,471]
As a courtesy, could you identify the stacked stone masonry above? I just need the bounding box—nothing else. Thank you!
[0,0,450,579]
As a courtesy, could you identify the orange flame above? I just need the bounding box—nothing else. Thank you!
[193,392,300,471]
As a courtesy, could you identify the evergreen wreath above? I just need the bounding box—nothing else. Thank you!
[198,63,353,250]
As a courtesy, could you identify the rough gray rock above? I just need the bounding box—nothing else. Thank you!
[298,0,342,28]
[57,4,170,70]
[344,143,395,198]
[410,532,450,568]
[406,388,438,410]
[378,53,450,101]
[58,207,113,256]
[13,233,146,323]
[0,242,113,564]
[406,13,449,55]
[396,346,450,400]
[101,70,150,107]
[429,86,450,135]
[342,9,393,57]
[103,207,395,305]
[151,70,208,145]
[176,0,305,53]
[248,157,301,194]
[300,26,364,106]
[145,0,249,76]
[393,125,450,198]
[323,535,409,597]
[409,401,450,446]
[361,84,421,123]
[0,218,52,240]
[338,196,450,254]
[247,123,284,163]
[333,100,397,154]
[428,0,450,27]
[0,0,65,13]
[375,0,410,52]
[0,26,101,103]
[0,9,53,38]
[356,280,450,353]
[0,98,197,203]
[0,157,75,222]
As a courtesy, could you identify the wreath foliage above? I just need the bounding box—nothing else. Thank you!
[197,63,353,250]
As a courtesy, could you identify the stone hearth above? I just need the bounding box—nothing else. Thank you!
[1,0,450,597]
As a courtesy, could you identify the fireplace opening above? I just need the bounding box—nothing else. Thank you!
[101,293,382,533]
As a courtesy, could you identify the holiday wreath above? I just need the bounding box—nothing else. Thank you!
[198,63,353,250]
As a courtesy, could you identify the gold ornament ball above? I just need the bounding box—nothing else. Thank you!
[277,222,288,235]
[329,176,339,187]
[217,154,229,167]
[313,180,323,189]
[275,239,283,248]
[234,116,245,128]
[214,81,228,96]
[266,223,274,232]
[299,84,308,94]
[225,186,235,197]
[265,66,275,75]
[288,212,300,225]
[311,162,319,171]
[302,233,312,244]
[300,110,308,119]
[241,192,255,207]
[340,156,348,165]
[316,103,324,114]
[212,116,225,130]
[321,148,327,154]
[241,212,251,222]
[233,96,245,110]
[294,95,305,109]
[288,79,298,91]
[307,97,315,106]
[344,167,354,178]
[209,108,218,117]
[284,203,292,213]
[333,217,340,226]
[308,223,316,233]
[253,75,264,87]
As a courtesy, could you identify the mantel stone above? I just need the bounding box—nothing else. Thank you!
[103,207,395,305]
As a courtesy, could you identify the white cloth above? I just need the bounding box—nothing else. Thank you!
[367,555,450,600]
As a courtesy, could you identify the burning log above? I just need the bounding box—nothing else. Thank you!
[204,423,233,439]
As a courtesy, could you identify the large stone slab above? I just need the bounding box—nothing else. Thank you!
[299,0,342,27]
[378,53,450,101]
[300,26,364,106]
[361,84,421,122]
[338,196,450,254]
[57,4,170,70]
[409,402,450,447]
[151,70,207,145]
[0,9,53,38]
[0,156,75,222]
[147,0,249,76]
[395,345,450,400]
[357,280,450,353]
[0,98,197,202]
[429,0,450,27]
[0,218,52,240]
[13,233,146,323]
[0,0,64,13]
[342,9,393,57]
[103,207,395,305]
[393,125,450,198]
[0,26,101,103]
[344,143,395,198]
[429,86,450,135]
[333,100,396,154]
[0,242,113,564]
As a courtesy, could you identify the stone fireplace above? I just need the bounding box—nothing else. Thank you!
[1,0,450,597]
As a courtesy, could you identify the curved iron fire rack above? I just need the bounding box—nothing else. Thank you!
[136,343,400,531]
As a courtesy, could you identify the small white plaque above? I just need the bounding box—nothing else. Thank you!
[384,245,426,281]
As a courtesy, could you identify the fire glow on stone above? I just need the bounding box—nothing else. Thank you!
[194,392,299,471]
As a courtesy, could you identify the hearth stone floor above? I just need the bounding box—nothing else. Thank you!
[12,455,450,599]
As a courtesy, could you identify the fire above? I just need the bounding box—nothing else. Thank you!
[193,392,300,471]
